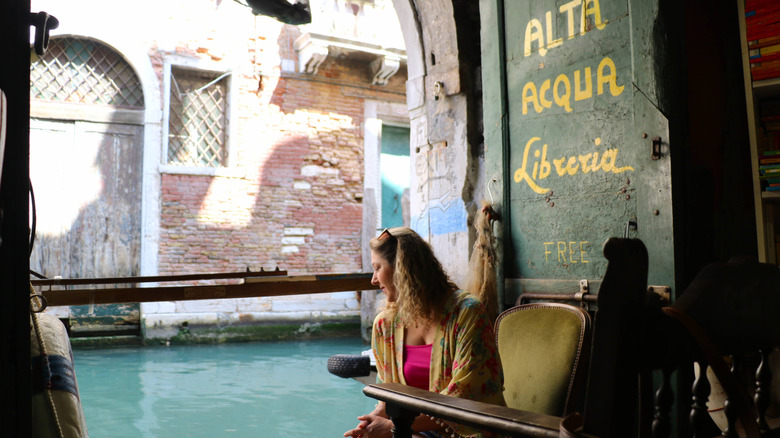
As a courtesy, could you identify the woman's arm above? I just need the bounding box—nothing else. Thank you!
[344,402,444,438]
[430,296,504,437]
[372,312,392,384]
[440,297,504,404]
[343,402,388,437]
[370,403,445,433]
[412,413,444,433]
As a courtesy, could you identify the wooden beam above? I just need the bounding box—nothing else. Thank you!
[38,272,378,307]
[31,269,288,286]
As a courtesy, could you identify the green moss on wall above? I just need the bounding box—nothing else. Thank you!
[163,321,362,345]
[71,320,362,348]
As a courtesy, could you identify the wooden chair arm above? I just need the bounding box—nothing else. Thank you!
[362,382,562,438]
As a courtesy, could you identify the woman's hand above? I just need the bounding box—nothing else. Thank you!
[342,413,393,438]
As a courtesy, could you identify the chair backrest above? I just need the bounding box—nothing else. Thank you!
[495,302,591,417]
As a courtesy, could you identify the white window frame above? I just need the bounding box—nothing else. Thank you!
[363,100,410,232]
[160,56,239,176]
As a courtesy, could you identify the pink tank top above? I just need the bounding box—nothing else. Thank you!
[403,343,432,390]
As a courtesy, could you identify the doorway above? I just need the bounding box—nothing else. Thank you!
[380,124,410,228]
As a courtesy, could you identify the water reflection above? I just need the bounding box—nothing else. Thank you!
[74,338,373,437]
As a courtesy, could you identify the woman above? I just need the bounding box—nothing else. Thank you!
[344,227,505,438]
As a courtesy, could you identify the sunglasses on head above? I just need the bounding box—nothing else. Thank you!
[378,227,412,240]
[378,228,393,240]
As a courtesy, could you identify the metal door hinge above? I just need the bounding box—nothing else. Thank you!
[651,136,662,160]
[624,218,637,238]
[576,279,590,311]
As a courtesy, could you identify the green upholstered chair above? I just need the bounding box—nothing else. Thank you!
[495,302,591,417]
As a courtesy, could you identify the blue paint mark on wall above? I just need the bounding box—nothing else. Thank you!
[411,214,429,237]
[411,199,467,236]
[431,199,467,235]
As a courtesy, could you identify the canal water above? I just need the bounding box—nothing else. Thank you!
[73,338,375,437]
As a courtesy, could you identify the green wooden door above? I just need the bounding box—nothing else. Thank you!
[482,0,675,304]
[380,125,411,228]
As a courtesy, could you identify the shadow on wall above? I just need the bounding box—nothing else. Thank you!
[31,123,365,322]
[30,119,143,280]
[157,131,364,279]
[31,15,411,322]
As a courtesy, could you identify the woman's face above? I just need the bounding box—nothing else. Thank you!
[371,249,396,302]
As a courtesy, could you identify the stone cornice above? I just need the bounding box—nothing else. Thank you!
[294,31,405,84]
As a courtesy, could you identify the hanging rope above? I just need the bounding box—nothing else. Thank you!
[31,285,66,438]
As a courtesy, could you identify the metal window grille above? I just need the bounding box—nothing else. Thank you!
[167,67,228,167]
[30,36,144,108]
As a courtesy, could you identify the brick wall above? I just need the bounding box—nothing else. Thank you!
[145,7,407,339]
[158,35,406,276]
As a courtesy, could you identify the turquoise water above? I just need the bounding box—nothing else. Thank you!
[73,338,375,437]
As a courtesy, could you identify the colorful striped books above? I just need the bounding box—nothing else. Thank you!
[746,0,780,81]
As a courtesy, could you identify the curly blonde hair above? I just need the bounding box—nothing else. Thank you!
[370,227,458,325]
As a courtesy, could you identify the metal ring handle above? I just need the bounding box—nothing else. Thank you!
[30,12,60,56]
[30,292,48,313]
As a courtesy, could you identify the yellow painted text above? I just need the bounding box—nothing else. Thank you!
[514,136,634,194]
[524,0,607,57]
[522,56,624,115]
[544,241,591,264]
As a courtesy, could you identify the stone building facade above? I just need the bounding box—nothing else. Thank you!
[29,0,409,340]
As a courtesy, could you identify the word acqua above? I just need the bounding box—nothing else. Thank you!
[521,56,624,115]
[514,137,633,194]
[524,0,607,57]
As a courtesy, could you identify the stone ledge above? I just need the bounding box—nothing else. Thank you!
[141,312,361,344]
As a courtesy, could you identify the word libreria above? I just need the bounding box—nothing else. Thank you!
[514,137,633,195]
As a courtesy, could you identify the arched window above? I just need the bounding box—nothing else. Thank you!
[30,36,144,108]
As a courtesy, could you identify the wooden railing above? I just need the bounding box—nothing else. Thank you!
[363,383,562,438]
[31,271,377,307]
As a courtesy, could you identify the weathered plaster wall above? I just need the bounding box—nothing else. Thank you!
[390,0,483,288]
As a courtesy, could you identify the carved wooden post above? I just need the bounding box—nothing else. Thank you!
[652,367,674,438]
[754,348,772,433]
[583,238,650,437]
[722,356,739,438]
[385,402,415,438]
[690,361,711,437]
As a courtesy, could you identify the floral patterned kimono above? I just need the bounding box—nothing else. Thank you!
[372,291,505,437]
